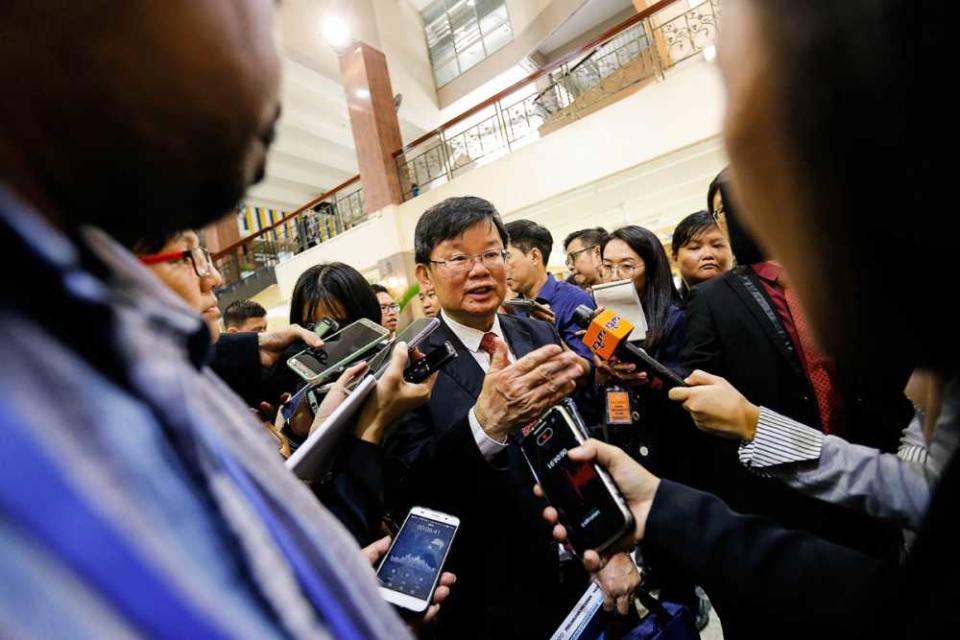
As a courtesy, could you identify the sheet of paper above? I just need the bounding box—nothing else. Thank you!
[591,279,647,341]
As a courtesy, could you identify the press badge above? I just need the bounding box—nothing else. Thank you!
[604,388,633,426]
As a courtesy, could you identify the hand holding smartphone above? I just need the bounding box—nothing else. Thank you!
[377,507,459,613]
[520,401,634,556]
[404,341,457,383]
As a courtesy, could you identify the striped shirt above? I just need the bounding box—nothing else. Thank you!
[0,188,410,639]
[738,387,960,530]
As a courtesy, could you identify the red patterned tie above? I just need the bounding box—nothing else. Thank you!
[479,332,504,359]
[781,282,843,434]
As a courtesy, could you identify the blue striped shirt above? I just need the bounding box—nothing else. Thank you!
[0,188,410,639]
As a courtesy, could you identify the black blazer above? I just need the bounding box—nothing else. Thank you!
[678,268,912,557]
[210,332,263,407]
[642,447,960,639]
[383,314,587,640]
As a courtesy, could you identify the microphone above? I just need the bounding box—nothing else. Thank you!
[572,305,688,391]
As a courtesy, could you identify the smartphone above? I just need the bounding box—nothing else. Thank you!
[506,297,550,314]
[377,507,460,613]
[311,317,340,339]
[345,317,443,392]
[287,318,388,384]
[404,341,457,383]
[520,402,634,555]
[371,318,441,379]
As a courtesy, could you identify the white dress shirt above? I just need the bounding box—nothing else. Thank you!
[441,310,516,460]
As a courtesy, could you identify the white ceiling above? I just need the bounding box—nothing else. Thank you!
[537,0,633,55]
[246,0,432,212]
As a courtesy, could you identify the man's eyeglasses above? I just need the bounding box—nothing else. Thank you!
[380,303,401,312]
[430,249,508,276]
[565,245,597,268]
[140,247,216,278]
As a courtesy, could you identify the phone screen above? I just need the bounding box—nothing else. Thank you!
[521,408,631,553]
[289,320,386,381]
[377,513,456,601]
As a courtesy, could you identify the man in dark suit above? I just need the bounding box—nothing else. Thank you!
[383,196,635,639]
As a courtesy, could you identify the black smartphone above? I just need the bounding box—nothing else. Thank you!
[403,341,457,383]
[311,317,340,339]
[370,318,442,380]
[520,401,634,555]
[506,297,550,314]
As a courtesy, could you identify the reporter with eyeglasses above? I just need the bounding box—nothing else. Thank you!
[372,283,401,337]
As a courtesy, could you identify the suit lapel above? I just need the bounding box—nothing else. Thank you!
[726,270,808,381]
[433,318,485,399]
[498,314,537,358]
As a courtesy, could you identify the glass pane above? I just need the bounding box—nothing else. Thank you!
[429,36,455,65]
[424,15,451,48]
[478,4,508,34]
[422,0,447,24]
[458,40,485,72]
[482,20,512,54]
[434,57,460,86]
[447,0,480,45]
[475,0,503,20]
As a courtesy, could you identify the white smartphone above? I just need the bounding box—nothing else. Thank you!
[377,506,460,613]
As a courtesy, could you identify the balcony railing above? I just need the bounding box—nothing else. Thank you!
[395,0,719,200]
[214,0,718,293]
[213,177,366,289]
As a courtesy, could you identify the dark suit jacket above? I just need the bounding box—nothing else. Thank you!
[210,332,263,407]
[643,447,960,639]
[678,268,912,557]
[382,314,587,640]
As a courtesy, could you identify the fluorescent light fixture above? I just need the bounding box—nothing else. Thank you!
[322,15,352,50]
[703,45,717,62]
[355,88,370,100]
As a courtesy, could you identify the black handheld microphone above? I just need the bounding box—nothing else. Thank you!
[572,305,688,391]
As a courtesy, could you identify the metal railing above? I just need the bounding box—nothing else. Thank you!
[395,0,719,200]
[213,178,366,289]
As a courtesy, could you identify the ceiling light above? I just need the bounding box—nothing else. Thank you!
[702,45,717,62]
[355,88,370,100]
[322,15,352,50]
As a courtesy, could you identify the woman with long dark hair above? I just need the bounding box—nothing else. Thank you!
[601,225,684,367]
[264,262,382,404]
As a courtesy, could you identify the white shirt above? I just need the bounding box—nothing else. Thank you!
[441,310,515,460]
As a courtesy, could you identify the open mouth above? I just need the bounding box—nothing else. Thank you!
[465,284,496,300]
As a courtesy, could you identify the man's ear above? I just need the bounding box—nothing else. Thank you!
[416,263,432,288]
